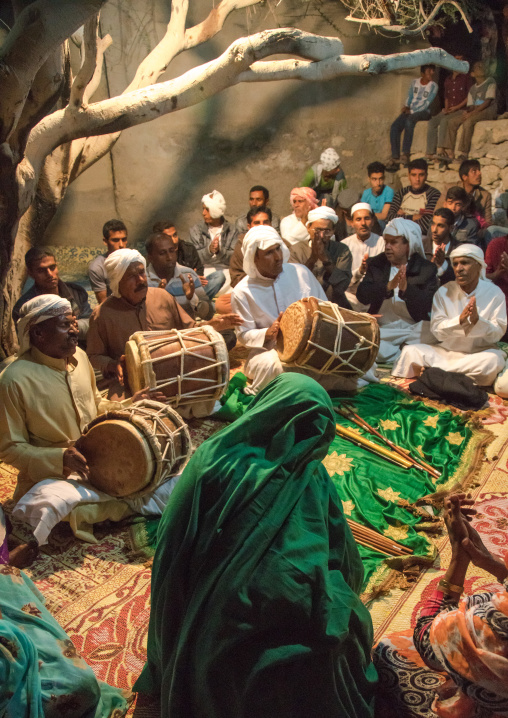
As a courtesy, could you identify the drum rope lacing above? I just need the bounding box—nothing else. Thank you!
[299,301,378,376]
[134,328,229,406]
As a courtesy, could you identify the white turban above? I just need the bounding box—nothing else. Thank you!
[384,218,425,258]
[17,295,72,356]
[306,206,338,226]
[242,226,290,280]
[202,190,226,219]
[105,248,146,298]
[449,243,487,279]
[320,148,340,171]
[351,202,373,217]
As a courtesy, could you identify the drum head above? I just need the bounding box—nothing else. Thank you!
[78,419,153,497]
[277,298,316,363]
[125,340,144,395]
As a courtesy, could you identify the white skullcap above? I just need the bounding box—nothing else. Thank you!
[242,225,290,280]
[17,295,72,356]
[449,243,487,279]
[202,190,226,219]
[384,218,425,258]
[320,148,340,171]
[105,248,146,298]
[306,206,338,226]
[351,202,373,217]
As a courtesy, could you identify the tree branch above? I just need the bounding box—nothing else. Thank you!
[69,13,100,110]
[345,0,472,35]
[0,0,107,144]
[83,32,112,105]
[184,0,263,50]
[19,30,465,217]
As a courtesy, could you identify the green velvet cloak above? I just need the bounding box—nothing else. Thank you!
[134,373,377,717]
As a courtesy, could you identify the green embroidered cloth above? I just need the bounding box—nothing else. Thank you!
[134,374,376,717]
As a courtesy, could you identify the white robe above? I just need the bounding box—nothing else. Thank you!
[342,232,385,310]
[392,278,508,388]
[279,213,310,246]
[231,263,377,394]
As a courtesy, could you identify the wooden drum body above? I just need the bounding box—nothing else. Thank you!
[125,327,229,408]
[276,298,379,377]
[76,400,191,498]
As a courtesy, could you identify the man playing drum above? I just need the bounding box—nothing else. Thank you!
[231,226,377,395]
[0,295,172,545]
[86,248,241,407]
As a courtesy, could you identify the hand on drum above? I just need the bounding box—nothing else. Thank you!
[264,312,283,347]
[131,387,168,403]
[208,313,243,332]
[180,273,195,300]
[105,356,125,385]
[63,446,90,481]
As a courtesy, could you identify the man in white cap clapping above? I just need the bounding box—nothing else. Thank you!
[342,202,385,310]
[393,243,508,391]
[301,147,347,206]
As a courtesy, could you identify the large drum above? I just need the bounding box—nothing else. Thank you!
[277,298,379,377]
[76,400,191,498]
[125,326,229,408]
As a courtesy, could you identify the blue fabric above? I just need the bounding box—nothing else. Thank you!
[0,566,128,718]
[390,110,432,158]
[406,79,438,113]
[361,186,394,215]
[203,270,226,299]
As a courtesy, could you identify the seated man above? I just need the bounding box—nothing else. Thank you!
[0,295,169,545]
[145,232,213,319]
[427,208,459,285]
[454,159,505,247]
[231,225,370,395]
[229,206,272,289]
[13,247,92,344]
[235,185,280,234]
[441,185,480,246]
[360,162,394,232]
[443,61,497,162]
[301,147,347,206]
[88,219,128,304]
[342,202,385,310]
[387,64,437,170]
[288,206,352,309]
[357,218,438,362]
[279,187,318,247]
[188,190,237,294]
[86,248,240,410]
[393,245,507,389]
[387,158,441,238]
[152,219,225,301]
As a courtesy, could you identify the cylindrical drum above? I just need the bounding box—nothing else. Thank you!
[277,298,379,377]
[76,400,191,498]
[124,327,229,408]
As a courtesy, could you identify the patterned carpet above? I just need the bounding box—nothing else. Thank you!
[2,374,508,717]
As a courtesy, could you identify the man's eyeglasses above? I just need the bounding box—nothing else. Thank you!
[313,229,334,237]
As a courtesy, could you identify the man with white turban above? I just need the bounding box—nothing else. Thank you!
[279,187,318,247]
[357,218,439,362]
[301,147,347,205]
[188,189,238,296]
[342,202,385,310]
[0,294,170,545]
[393,244,508,390]
[231,226,369,395]
[288,205,352,309]
[87,248,241,410]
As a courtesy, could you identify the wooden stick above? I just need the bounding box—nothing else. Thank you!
[335,424,413,469]
[347,518,413,556]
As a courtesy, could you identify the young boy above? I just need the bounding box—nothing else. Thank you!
[442,61,497,161]
[387,64,438,171]
[361,161,394,231]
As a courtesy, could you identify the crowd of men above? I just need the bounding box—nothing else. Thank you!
[2,139,508,544]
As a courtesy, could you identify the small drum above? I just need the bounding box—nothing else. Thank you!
[76,400,191,498]
[277,298,379,377]
[125,326,229,408]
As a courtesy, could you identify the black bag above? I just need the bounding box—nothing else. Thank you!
[408,367,488,410]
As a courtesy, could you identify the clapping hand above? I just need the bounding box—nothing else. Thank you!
[459,296,478,327]
[387,266,407,292]
[359,252,369,276]
[180,273,195,300]
[209,237,220,255]
[432,244,446,268]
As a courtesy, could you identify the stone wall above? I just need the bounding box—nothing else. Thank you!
[43,0,429,249]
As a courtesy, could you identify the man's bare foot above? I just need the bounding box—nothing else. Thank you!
[413,365,425,378]
[8,540,38,569]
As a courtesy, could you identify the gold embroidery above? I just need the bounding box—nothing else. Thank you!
[322,452,354,477]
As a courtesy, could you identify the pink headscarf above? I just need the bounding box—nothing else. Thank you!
[290,187,318,211]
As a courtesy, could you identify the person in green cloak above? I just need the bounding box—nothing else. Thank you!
[134,373,377,717]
